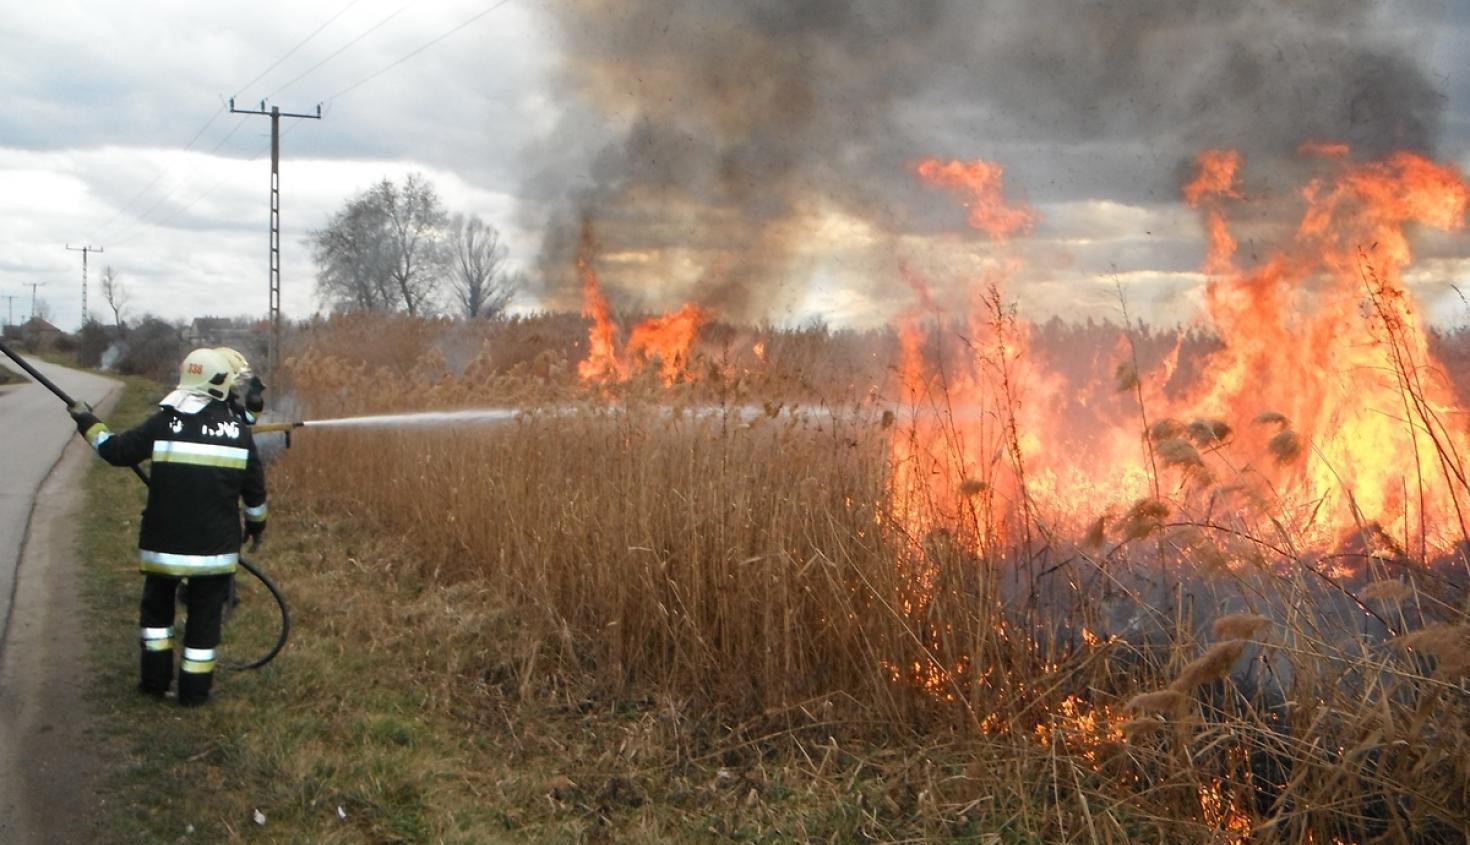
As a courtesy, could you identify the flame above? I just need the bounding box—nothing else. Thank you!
[1183,149,1242,275]
[575,229,708,387]
[915,157,1035,241]
[1032,695,1127,764]
[1198,780,1254,842]
[889,163,1065,552]
[1182,148,1470,549]
[889,146,1470,563]
[576,242,629,384]
[625,303,708,386]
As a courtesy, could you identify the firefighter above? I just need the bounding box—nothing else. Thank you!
[69,347,268,706]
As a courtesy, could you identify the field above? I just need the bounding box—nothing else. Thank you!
[78,148,1470,842]
[251,309,1470,843]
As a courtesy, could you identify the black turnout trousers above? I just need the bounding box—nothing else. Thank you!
[138,573,231,703]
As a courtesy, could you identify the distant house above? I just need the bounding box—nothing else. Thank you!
[6,317,66,349]
[184,317,267,360]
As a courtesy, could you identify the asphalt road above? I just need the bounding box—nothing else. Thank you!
[0,355,119,642]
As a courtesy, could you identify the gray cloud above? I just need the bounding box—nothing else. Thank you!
[0,2,556,192]
[527,0,1454,320]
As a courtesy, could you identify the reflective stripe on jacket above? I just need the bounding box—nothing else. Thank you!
[87,400,267,575]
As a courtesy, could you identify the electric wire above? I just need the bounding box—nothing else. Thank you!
[106,116,256,245]
[107,0,519,252]
[265,2,413,100]
[148,121,308,235]
[95,109,227,238]
[101,1,363,242]
[232,0,367,101]
[116,0,516,242]
[142,0,519,245]
[323,0,517,103]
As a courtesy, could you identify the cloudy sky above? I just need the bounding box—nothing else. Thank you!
[3,0,1468,332]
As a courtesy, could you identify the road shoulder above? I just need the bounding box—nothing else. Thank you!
[0,390,119,844]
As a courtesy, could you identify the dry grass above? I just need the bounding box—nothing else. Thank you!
[254,313,1470,843]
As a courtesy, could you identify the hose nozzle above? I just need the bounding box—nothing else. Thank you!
[250,421,304,434]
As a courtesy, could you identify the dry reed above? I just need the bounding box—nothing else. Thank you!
[271,313,1470,844]
[1211,613,1270,641]
[1168,640,1248,691]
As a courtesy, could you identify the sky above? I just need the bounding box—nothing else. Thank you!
[2,0,1468,332]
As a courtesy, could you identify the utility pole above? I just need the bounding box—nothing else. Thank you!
[229,98,321,387]
[66,243,103,325]
[23,282,45,321]
[2,294,17,327]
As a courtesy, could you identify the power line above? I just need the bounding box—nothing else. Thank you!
[96,109,229,237]
[107,0,521,249]
[106,116,256,246]
[233,0,366,99]
[100,1,365,240]
[65,244,104,323]
[266,2,413,100]
[148,120,309,234]
[229,99,324,388]
[324,0,517,103]
[23,282,45,321]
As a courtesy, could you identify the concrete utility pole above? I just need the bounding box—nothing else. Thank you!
[66,243,103,325]
[2,294,17,327]
[228,98,321,388]
[23,282,45,320]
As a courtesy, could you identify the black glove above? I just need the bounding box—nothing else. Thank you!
[69,404,100,437]
[244,519,267,549]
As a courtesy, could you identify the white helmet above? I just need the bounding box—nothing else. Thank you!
[177,348,234,401]
[214,347,253,392]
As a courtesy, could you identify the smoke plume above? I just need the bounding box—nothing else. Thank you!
[525,0,1447,322]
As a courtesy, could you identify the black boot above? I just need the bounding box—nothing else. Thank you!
[177,670,213,706]
[139,647,173,697]
[178,647,216,707]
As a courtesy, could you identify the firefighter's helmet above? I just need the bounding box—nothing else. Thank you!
[214,347,253,385]
[177,348,235,401]
[215,346,266,413]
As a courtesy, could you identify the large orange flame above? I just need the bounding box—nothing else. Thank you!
[576,236,708,387]
[1182,148,1470,551]
[888,163,1040,552]
[626,303,708,386]
[891,146,1470,559]
[576,238,629,384]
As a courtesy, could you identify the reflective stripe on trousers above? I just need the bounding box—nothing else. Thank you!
[181,647,217,674]
[140,626,174,651]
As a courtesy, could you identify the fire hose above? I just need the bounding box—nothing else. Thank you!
[0,340,290,671]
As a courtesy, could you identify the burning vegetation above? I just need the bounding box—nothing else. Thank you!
[265,3,1470,833]
[575,233,709,388]
[275,140,1470,844]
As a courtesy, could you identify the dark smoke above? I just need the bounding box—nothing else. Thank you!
[524,0,1448,322]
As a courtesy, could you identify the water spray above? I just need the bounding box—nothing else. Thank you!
[247,404,851,437]
[251,408,521,435]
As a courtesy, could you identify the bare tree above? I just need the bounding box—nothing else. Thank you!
[447,213,514,318]
[33,298,53,322]
[310,195,397,313]
[100,265,129,327]
[379,174,448,317]
[310,174,449,316]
